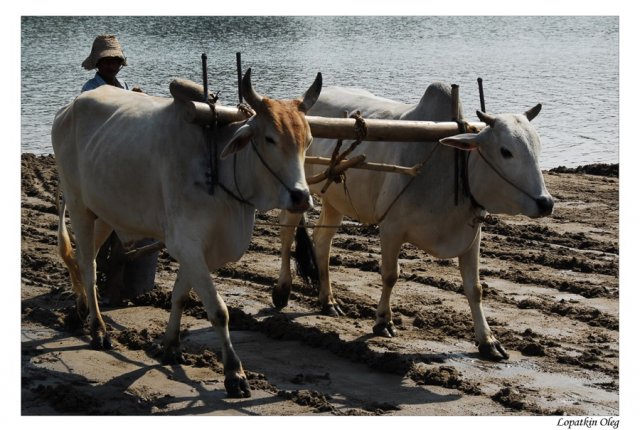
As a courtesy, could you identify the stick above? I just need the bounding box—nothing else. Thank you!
[236,52,242,104]
[201,53,208,103]
[124,241,165,260]
[477,77,486,113]
[305,156,419,177]
[306,155,366,185]
[451,84,460,121]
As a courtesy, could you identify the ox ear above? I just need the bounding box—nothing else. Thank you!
[439,133,479,151]
[221,124,253,159]
[524,103,542,121]
[299,72,323,113]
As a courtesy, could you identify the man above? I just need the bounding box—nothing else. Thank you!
[81,34,141,93]
[80,34,154,304]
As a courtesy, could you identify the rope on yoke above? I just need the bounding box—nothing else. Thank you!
[236,102,256,118]
[319,111,368,194]
[305,109,440,227]
[202,96,259,205]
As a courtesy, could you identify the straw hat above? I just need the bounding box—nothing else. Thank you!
[81,35,128,70]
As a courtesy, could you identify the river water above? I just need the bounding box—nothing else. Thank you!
[21,16,618,169]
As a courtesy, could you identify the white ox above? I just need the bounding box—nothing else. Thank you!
[276,83,554,360]
[52,69,322,398]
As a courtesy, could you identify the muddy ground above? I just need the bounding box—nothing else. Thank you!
[21,153,619,416]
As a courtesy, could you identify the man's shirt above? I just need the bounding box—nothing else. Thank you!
[81,72,129,93]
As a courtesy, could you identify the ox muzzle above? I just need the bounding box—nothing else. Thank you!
[534,196,554,218]
[288,188,312,213]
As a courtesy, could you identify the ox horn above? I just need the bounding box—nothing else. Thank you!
[524,103,542,122]
[476,110,496,127]
[299,72,323,113]
[242,68,263,108]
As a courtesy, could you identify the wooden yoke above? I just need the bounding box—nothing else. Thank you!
[185,101,251,124]
[185,99,486,140]
[171,78,252,124]
[307,116,485,141]
[181,94,485,180]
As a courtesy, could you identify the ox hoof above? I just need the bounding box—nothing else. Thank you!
[372,322,397,338]
[90,334,112,350]
[272,286,290,310]
[479,341,510,361]
[321,303,345,317]
[225,375,251,398]
[162,350,186,365]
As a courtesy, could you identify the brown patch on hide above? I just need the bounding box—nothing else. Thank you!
[261,97,310,155]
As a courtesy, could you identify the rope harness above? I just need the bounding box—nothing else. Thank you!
[125,82,521,256]
[318,111,368,194]
[317,111,449,226]
[375,144,439,224]
[299,113,446,229]
[203,100,300,207]
[475,148,542,204]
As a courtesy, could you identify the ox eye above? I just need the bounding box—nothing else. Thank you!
[265,136,276,144]
[500,147,513,159]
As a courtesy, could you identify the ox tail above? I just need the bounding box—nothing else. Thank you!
[293,215,320,290]
[56,186,86,307]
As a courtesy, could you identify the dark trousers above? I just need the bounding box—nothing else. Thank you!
[96,232,159,305]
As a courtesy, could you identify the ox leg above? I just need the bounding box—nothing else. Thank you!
[68,207,111,349]
[93,218,113,255]
[274,210,304,309]
[162,269,190,365]
[313,201,344,316]
[373,231,403,338]
[459,234,509,361]
[182,257,250,398]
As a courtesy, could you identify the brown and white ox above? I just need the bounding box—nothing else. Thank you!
[52,69,321,398]
[276,83,554,360]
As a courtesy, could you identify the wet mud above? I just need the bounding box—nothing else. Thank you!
[21,154,619,416]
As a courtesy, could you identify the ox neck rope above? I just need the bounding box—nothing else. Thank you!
[454,120,484,212]
[205,122,298,207]
[473,148,542,205]
[200,101,301,224]
[375,143,440,224]
[459,147,545,229]
[452,119,538,215]
[460,150,484,211]
[248,138,299,196]
[227,138,299,206]
[202,106,252,205]
[339,119,473,226]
